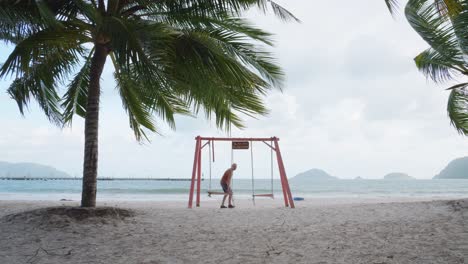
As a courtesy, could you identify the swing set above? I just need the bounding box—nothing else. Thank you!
[188,136,295,208]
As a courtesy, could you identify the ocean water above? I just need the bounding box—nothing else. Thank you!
[0,178,467,201]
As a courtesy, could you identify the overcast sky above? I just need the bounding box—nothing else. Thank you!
[1,0,467,179]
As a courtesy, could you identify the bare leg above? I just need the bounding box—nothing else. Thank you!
[221,194,228,207]
[228,190,233,206]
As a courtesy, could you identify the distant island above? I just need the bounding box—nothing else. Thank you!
[383,172,415,180]
[0,161,71,179]
[434,157,468,179]
[292,169,338,181]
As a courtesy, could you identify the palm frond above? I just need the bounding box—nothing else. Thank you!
[165,34,272,129]
[447,84,468,135]
[435,0,463,17]
[62,49,94,125]
[103,16,160,80]
[385,0,400,16]
[405,0,464,64]
[0,28,89,78]
[7,74,62,125]
[451,1,468,55]
[146,11,274,45]
[414,48,464,82]
[0,0,44,44]
[0,25,87,124]
[110,52,190,140]
[35,0,64,29]
[127,0,298,22]
[137,15,281,129]
[2,0,293,137]
[182,27,283,88]
[386,0,463,17]
[115,68,158,141]
[267,1,300,22]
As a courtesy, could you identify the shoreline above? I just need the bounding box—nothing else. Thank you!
[0,194,465,204]
[1,191,467,203]
[0,196,466,216]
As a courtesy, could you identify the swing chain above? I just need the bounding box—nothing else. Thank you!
[208,140,212,192]
[251,140,255,205]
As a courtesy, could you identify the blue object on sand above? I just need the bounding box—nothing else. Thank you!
[293,197,304,201]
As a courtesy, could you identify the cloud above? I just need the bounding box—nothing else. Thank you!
[342,35,413,78]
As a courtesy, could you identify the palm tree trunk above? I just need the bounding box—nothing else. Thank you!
[81,44,108,207]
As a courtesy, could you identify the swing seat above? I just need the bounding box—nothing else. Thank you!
[207,191,229,197]
[252,193,274,198]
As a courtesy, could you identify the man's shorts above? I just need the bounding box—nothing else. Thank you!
[221,182,229,193]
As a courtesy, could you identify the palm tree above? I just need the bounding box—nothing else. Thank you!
[384,0,468,135]
[0,0,297,207]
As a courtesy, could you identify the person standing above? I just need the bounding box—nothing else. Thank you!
[220,163,237,208]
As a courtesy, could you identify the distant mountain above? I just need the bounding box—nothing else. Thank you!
[383,172,415,180]
[0,161,71,178]
[434,157,468,179]
[292,169,338,181]
[354,176,364,180]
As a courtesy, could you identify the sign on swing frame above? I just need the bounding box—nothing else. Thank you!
[232,141,249,149]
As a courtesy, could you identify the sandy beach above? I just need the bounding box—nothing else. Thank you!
[0,198,467,264]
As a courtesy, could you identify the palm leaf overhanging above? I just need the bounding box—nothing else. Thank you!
[0,0,295,138]
[0,0,297,206]
[385,0,468,135]
[385,0,400,16]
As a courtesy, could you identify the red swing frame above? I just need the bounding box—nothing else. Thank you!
[187,136,295,208]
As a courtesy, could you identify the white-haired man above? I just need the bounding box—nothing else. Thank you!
[220,163,237,208]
